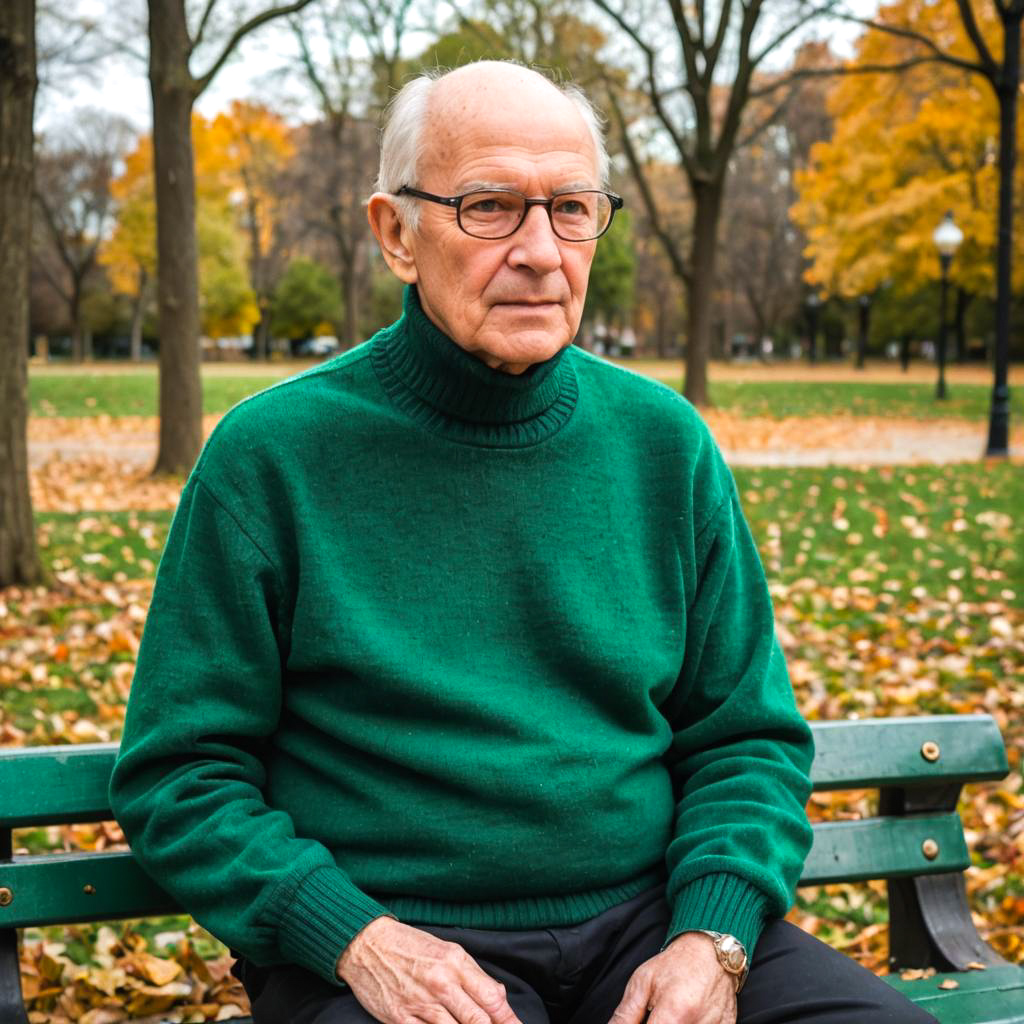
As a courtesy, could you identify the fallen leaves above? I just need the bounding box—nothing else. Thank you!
[19,927,248,1023]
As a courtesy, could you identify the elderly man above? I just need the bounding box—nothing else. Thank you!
[110,61,935,1024]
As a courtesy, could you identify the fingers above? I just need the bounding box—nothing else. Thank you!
[456,961,523,1024]
[606,968,653,1024]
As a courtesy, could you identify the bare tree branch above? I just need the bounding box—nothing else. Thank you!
[829,10,989,77]
[604,81,692,287]
[704,0,734,76]
[710,0,760,180]
[191,0,221,52]
[955,0,999,76]
[751,0,841,67]
[291,13,333,112]
[749,56,947,97]
[193,0,318,98]
[591,0,697,178]
[666,0,703,88]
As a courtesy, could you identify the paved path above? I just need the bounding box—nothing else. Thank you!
[27,423,1018,469]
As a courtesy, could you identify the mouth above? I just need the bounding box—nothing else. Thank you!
[494,300,561,308]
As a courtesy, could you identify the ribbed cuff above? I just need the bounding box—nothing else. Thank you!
[660,873,768,957]
[276,866,398,986]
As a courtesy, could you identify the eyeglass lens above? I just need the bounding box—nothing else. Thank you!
[458,191,613,240]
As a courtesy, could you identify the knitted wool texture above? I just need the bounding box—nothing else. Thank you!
[109,285,814,987]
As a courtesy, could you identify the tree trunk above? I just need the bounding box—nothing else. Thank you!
[252,305,271,360]
[130,267,148,362]
[0,0,43,587]
[986,15,1018,455]
[149,0,203,475]
[856,299,870,370]
[245,192,270,361]
[341,251,360,348]
[684,179,723,407]
[899,334,911,372]
[70,275,84,362]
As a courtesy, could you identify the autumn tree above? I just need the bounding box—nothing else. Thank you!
[793,11,1005,293]
[146,0,316,475]
[100,137,157,361]
[32,111,134,362]
[290,2,388,347]
[209,100,295,358]
[0,0,42,587]
[594,0,846,405]
[718,42,834,351]
[102,116,261,352]
[828,0,1018,452]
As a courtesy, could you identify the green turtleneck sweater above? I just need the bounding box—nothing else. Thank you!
[109,285,813,988]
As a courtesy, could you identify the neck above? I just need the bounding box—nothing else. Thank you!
[368,284,579,447]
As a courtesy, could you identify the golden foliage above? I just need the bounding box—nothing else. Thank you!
[791,0,1015,299]
[98,110,293,338]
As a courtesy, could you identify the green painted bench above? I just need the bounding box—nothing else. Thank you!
[0,713,1020,1023]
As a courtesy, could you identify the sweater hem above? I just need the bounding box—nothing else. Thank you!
[376,864,667,930]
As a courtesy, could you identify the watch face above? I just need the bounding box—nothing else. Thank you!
[718,935,747,972]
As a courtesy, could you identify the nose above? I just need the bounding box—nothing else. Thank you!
[507,204,563,275]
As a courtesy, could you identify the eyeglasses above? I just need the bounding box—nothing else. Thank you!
[395,186,624,241]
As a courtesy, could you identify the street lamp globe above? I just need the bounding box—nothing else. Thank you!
[933,211,964,260]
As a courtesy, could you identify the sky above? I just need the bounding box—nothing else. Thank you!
[36,0,881,138]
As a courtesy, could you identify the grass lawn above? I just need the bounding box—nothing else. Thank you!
[3,462,1021,1016]
[28,366,1024,421]
[685,378,1024,420]
[28,373,288,418]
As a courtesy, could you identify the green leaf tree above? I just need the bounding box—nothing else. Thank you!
[271,260,344,340]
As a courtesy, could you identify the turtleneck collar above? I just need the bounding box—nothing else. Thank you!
[371,285,578,448]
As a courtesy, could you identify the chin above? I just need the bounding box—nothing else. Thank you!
[490,331,569,368]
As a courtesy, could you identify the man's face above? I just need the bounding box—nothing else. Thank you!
[372,68,601,374]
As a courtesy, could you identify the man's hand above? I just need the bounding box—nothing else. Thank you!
[337,916,525,1024]
[606,931,737,1024]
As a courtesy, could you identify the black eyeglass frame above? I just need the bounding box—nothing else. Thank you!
[395,185,624,241]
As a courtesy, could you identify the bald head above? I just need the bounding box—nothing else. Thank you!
[375,60,609,228]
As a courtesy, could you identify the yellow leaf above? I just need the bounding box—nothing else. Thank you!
[124,951,183,986]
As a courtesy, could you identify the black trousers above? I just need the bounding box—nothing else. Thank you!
[233,884,938,1023]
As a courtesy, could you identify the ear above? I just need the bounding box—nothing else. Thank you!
[367,193,418,284]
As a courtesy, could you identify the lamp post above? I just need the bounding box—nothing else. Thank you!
[932,211,963,401]
[856,294,871,370]
[805,293,821,365]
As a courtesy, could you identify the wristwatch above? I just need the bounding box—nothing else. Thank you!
[693,930,749,993]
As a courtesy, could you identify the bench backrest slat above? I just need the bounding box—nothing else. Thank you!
[0,745,117,828]
[800,811,968,887]
[0,851,177,929]
[0,715,1008,826]
[808,714,1008,791]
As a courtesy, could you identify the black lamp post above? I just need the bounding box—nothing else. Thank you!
[805,293,821,365]
[856,294,871,370]
[932,211,963,401]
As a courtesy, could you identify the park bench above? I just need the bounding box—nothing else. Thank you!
[0,713,1020,1023]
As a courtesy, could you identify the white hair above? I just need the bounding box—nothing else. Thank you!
[374,61,611,231]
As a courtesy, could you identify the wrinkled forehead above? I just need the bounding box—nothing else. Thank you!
[419,69,599,190]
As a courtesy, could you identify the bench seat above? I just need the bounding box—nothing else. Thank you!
[0,713,1020,1023]
[884,964,1024,1023]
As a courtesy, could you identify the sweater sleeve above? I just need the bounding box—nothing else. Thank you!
[108,472,396,986]
[658,461,814,958]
